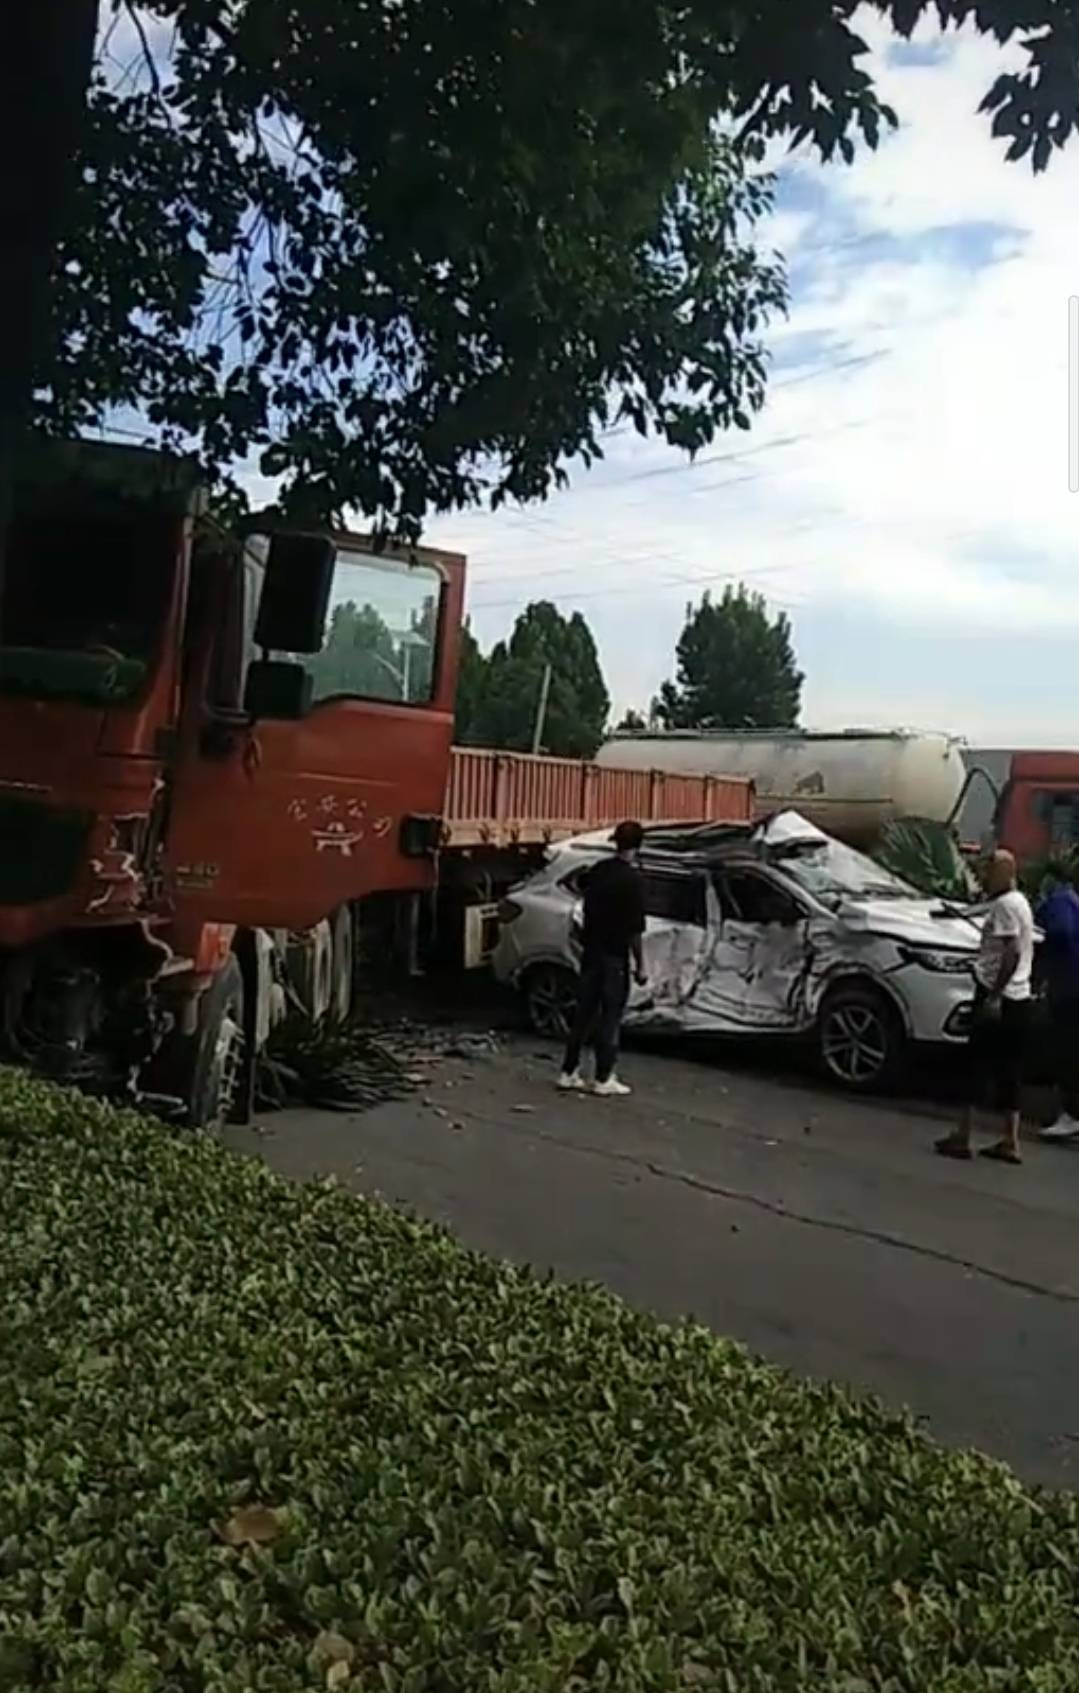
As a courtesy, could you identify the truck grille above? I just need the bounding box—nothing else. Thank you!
[0,796,93,905]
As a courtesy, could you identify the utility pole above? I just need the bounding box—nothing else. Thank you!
[0,1,100,576]
[530,663,552,755]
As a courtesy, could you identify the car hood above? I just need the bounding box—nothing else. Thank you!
[836,897,981,951]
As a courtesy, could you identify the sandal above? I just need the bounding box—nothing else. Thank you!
[935,1136,973,1161]
[980,1142,1022,1166]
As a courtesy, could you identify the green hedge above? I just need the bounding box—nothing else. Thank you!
[2,1068,1079,1692]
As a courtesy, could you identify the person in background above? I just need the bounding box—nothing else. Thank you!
[935,848,1034,1166]
[558,819,647,1098]
[1036,863,1079,1142]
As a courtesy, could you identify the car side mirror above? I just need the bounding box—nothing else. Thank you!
[244,658,313,721]
[255,532,336,653]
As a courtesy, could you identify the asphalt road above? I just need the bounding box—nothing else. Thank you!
[227,1034,1079,1491]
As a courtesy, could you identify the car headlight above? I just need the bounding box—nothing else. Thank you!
[899,945,975,975]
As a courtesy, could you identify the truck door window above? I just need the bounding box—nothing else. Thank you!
[721,870,801,927]
[301,550,443,707]
[1037,790,1079,850]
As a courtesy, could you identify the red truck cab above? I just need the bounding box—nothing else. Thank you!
[995,752,1079,865]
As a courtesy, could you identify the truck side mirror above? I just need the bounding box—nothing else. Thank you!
[254,532,336,654]
[244,658,313,721]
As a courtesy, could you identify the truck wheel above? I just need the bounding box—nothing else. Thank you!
[524,964,578,1040]
[186,956,247,1130]
[817,982,905,1093]
[330,904,355,1025]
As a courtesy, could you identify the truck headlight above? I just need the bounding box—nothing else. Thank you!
[898,945,974,975]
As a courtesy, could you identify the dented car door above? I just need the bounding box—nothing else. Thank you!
[688,866,814,1034]
[625,866,714,1027]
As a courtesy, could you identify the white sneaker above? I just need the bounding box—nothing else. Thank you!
[591,1076,631,1097]
[1039,1114,1079,1142]
[557,1070,586,1092]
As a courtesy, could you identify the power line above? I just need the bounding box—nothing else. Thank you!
[468,564,805,616]
[463,395,889,580]
[467,552,791,605]
[569,348,888,495]
[463,411,882,601]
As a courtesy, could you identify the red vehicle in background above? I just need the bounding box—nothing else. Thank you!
[0,440,751,1127]
[993,752,1079,867]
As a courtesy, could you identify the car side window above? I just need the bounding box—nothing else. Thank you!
[641,871,707,927]
[720,870,801,927]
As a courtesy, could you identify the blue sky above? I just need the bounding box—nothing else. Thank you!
[426,12,1079,746]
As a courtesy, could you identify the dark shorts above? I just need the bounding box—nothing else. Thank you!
[967,986,1032,1111]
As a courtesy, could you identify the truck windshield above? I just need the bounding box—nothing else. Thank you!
[302,546,443,707]
[775,838,918,906]
[2,507,175,665]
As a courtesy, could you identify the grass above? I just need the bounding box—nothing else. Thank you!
[2,1066,1079,1691]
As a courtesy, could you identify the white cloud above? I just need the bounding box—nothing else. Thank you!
[427,10,1079,740]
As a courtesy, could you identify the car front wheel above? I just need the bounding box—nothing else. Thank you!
[523,963,579,1040]
[817,982,905,1093]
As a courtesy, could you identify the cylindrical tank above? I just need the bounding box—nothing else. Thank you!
[594,729,967,846]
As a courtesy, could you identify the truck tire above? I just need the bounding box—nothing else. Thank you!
[817,981,905,1093]
[523,963,578,1041]
[330,904,355,1025]
[185,955,247,1130]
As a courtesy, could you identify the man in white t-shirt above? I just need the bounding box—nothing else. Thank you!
[936,848,1034,1166]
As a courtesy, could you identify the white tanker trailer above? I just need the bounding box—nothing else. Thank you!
[595,729,968,847]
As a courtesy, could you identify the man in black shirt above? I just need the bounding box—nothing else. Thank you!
[559,819,647,1097]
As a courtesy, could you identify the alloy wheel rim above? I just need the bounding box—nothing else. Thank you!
[530,972,576,1038]
[822,1003,888,1084]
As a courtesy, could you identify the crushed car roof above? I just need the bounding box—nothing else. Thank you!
[640,809,826,865]
[547,812,828,873]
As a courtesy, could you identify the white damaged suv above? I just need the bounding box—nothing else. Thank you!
[492,811,984,1092]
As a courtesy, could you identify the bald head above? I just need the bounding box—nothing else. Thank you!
[983,848,1017,895]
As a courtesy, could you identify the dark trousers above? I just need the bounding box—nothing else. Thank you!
[967,987,1032,1112]
[1049,993,1079,1116]
[562,951,630,1083]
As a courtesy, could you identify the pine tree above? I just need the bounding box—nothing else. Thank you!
[654,585,802,730]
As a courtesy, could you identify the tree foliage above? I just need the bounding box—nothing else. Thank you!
[453,622,489,744]
[615,708,650,735]
[37,1,1079,535]
[455,602,610,758]
[654,584,803,730]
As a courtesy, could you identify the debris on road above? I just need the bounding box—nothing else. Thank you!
[443,1032,500,1061]
[257,1011,502,1116]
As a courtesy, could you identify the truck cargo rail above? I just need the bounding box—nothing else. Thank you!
[444,748,753,848]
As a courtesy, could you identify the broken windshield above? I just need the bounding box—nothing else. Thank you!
[773,837,918,907]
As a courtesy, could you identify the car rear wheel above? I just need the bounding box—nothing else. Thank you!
[523,963,578,1040]
[817,982,905,1093]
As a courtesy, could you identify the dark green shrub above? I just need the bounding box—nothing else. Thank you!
[2,1069,1078,1691]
